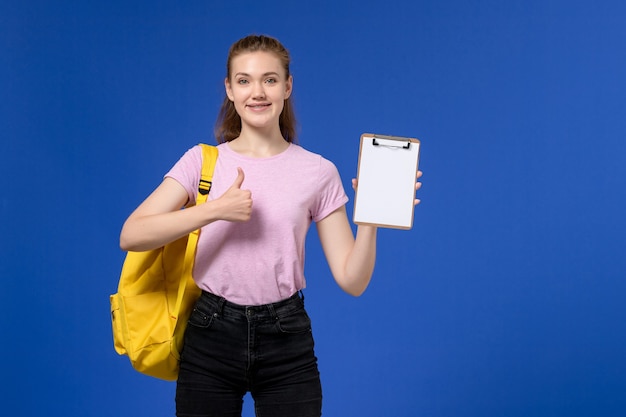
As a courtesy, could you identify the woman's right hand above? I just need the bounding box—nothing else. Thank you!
[211,167,253,223]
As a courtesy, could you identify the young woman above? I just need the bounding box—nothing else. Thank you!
[120,34,422,417]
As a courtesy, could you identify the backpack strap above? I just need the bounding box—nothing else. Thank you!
[197,144,218,202]
[173,144,218,323]
[184,142,219,272]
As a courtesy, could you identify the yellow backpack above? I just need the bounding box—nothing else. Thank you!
[110,144,218,381]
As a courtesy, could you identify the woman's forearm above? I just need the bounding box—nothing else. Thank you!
[119,204,214,252]
[341,225,378,296]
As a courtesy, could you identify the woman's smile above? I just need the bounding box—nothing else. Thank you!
[247,102,271,111]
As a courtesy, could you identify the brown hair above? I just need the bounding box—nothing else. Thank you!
[214,34,297,143]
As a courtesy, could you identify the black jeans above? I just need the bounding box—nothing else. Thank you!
[176,291,322,417]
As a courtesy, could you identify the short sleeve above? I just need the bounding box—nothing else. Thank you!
[311,157,349,222]
[164,145,203,205]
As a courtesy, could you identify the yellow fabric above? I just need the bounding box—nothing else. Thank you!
[110,144,218,381]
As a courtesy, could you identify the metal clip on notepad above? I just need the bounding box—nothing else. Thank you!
[372,137,411,149]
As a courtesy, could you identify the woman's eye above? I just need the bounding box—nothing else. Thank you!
[265,78,276,84]
[237,79,248,85]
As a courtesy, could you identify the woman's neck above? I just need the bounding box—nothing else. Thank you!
[227,130,290,158]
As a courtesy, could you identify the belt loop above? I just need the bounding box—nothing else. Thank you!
[216,296,226,316]
[298,290,305,304]
[267,302,278,320]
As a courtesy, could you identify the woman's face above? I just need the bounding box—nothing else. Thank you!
[225,51,293,134]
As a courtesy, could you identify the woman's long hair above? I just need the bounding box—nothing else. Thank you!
[214,35,297,144]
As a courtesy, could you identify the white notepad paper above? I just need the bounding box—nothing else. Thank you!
[353,133,420,229]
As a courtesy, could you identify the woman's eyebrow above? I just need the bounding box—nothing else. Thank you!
[234,71,281,78]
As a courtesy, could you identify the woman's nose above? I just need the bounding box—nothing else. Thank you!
[252,82,266,99]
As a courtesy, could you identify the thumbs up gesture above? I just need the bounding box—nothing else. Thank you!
[215,167,253,222]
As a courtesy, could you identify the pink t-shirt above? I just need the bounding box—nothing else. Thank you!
[165,142,348,305]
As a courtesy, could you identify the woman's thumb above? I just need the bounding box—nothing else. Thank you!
[231,167,245,189]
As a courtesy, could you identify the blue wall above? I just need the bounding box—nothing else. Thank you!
[2,1,625,416]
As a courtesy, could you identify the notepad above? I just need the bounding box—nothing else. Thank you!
[353,133,421,229]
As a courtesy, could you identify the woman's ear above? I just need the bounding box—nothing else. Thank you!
[225,77,234,101]
[284,75,293,99]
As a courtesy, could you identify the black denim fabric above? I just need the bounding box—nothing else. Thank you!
[176,290,322,417]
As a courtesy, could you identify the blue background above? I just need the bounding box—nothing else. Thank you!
[2,1,625,416]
